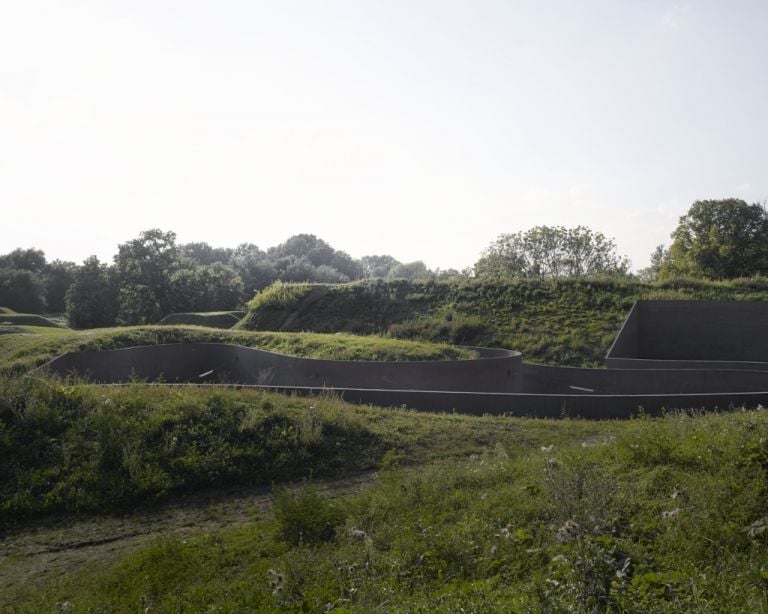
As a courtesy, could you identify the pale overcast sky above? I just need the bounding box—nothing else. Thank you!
[1,1,766,271]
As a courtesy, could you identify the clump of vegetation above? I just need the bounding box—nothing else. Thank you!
[273,484,347,545]
[247,281,313,312]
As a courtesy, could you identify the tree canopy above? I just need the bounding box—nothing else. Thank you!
[660,199,768,279]
[474,226,629,280]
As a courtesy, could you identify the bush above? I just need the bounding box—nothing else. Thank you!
[272,484,346,545]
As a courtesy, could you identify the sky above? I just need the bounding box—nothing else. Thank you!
[1,1,767,272]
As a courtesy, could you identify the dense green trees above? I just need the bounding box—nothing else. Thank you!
[474,226,629,280]
[170,263,244,312]
[0,248,76,313]
[65,256,119,329]
[659,199,768,279]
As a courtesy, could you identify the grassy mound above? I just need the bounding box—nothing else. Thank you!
[0,313,64,328]
[0,307,15,315]
[0,325,474,376]
[5,386,768,611]
[158,311,246,329]
[239,278,768,366]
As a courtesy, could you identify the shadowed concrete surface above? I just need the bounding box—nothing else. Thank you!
[39,339,768,418]
[607,300,768,369]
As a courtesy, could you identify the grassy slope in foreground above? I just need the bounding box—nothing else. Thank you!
[237,278,768,366]
[0,325,474,375]
[5,393,768,612]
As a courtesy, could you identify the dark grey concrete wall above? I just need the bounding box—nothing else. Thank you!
[39,342,768,418]
[41,343,523,393]
[520,363,768,394]
[607,301,768,368]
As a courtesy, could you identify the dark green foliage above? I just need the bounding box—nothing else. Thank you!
[0,268,47,313]
[169,262,244,312]
[662,199,768,279]
[273,484,347,545]
[114,229,179,324]
[0,379,389,525]
[43,259,77,313]
[65,256,119,329]
[178,241,233,266]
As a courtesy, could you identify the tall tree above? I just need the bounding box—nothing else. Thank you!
[45,260,77,313]
[661,199,768,279]
[65,256,119,328]
[114,229,179,324]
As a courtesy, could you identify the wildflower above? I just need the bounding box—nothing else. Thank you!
[267,568,284,595]
[347,527,372,545]
[661,508,680,520]
[556,519,581,544]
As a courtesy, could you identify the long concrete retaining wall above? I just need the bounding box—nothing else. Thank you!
[41,343,523,393]
[39,342,768,418]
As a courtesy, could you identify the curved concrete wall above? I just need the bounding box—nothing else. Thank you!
[39,342,768,418]
[41,343,523,393]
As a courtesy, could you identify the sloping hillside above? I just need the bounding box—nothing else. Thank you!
[238,278,768,366]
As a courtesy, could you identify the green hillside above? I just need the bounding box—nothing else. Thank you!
[158,311,246,329]
[238,278,768,366]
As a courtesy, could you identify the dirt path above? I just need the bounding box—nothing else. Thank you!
[0,471,376,605]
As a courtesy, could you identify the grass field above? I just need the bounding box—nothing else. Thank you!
[2,380,767,611]
[0,325,474,376]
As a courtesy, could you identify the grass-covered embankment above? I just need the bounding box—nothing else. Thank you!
[0,312,64,328]
[238,278,768,366]
[6,398,768,612]
[0,325,474,376]
[158,311,246,329]
[0,375,525,527]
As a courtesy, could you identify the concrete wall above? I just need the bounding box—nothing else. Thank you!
[607,301,768,368]
[40,342,768,419]
[41,343,523,393]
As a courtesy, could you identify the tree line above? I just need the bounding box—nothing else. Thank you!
[1,198,765,328]
[0,231,459,328]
